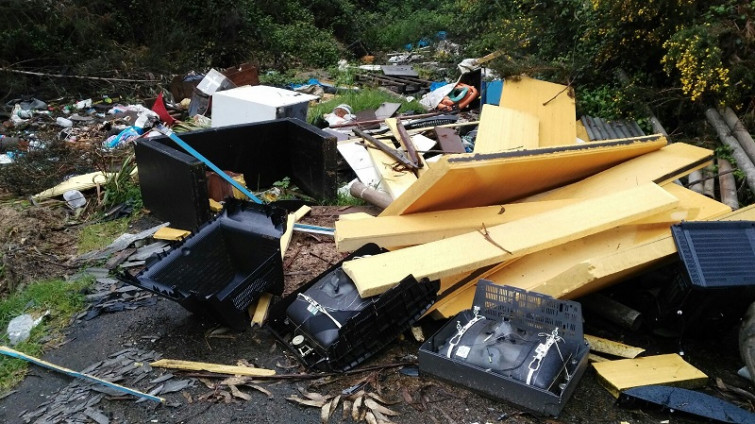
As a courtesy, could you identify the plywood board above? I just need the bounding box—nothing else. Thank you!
[381,135,669,216]
[366,137,417,199]
[430,183,731,318]
[584,334,645,359]
[153,227,191,241]
[592,354,708,398]
[521,142,712,201]
[342,183,678,297]
[335,199,575,252]
[499,75,576,147]
[474,105,539,153]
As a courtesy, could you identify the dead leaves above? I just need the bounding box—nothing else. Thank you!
[288,388,400,424]
[197,375,273,404]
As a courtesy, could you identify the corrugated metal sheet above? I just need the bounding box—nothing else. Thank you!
[581,116,645,141]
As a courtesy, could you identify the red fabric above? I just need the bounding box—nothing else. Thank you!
[152,92,176,126]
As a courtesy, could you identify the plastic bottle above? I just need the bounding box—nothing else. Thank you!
[56,117,73,128]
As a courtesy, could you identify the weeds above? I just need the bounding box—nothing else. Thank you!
[100,154,142,211]
[77,218,131,254]
[308,89,424,125]
[0,277,93,390]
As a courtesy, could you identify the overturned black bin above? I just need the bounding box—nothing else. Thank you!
[119,201,287,330]
[267,244,439,371]
[135,118,337,230]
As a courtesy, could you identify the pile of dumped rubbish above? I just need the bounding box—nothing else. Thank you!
[4,42,755,424]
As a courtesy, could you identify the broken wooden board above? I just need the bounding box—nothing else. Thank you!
[153,227,191,241]
[584,334,645,359]
[366,137,417,199]
[150,359,276,377]
[430,183,731,318]
[381,135,668,216]
[499,75,576,147]
[335,199,575,252]
[473,105,539,153]
[576,119,590,142]
[521,141,712,201]
[592,354,708,398]
[280,206,311,258]
[343,183,678,297]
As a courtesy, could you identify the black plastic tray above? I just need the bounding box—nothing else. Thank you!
[419,281,589,417]
[267,244,439,371]
[119,201,286,330]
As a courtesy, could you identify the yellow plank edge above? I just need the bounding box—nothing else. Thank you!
[150,359,276,377]
[473,105,539,153]
[592,354,707,398]
[343,183,678,297]
[250,292,273,327]
[584,334,645,359]
[281,206,312,258]
[366,137,417,199]
[381,135,668,216]
[209,198,223,212]
[335,199,575,252]
[153,227,191,241]
[576,120,590,141]
[430,183,731,318]
[499,75,576,147]
[521,142,712,202]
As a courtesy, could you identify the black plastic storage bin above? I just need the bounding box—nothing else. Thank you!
[419,280,589,417]
[135,118,337,230]
[120,201,287,330]
[653,221,755,334]
[267,244,440,371]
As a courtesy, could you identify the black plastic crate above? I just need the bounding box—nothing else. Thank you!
[419,280,589,417]
[267,244,439,371]
[653,221,755,334]
[120,201,286,330]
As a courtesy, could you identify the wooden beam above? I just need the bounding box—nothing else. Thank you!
[342,183,678,297]
[473,105,539,153]
[521,141,712,201]
[381,135,669,216]
[499,75,576,147]
[592,354,707,398]
[151,359,276,377]
[335,199,575,252]
[430,183,732,318]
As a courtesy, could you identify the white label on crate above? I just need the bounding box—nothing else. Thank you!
[455,345,471,359]
[307,304,319,315]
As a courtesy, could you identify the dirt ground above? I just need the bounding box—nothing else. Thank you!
[0,203,754,424]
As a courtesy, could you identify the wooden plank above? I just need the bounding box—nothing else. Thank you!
[584,334,645,359]
[385,118,428,176]
[381,135,669,216]
[430,183,731,318]
[366,137,417,199]
[335,199,575,252]
[342,183,678,297]
[592,354,708,398]
[473,105,539,153]
[521,141,712,201]
[250,292,273,327]
[576,119,590,141]
[153,227,191,241]
[499,75,576,147]
[281,206,311,257]
[151,359,276,377]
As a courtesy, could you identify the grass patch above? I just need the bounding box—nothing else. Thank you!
[77,218,130,254]
[0,277,93,390]
[308,88,425,125]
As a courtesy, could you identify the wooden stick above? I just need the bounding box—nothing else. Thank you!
[722,107,755,165]
[151,359,276,377]
[0,345,164,403]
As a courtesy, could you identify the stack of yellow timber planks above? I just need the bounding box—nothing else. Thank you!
[342,183,679,297]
